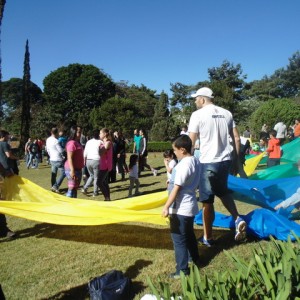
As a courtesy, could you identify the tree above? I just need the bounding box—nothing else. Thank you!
[150,91,169,141]
[249,98,300,138]
[115,83,158,133]
[242,76,283,102]
[1,78,42,134]
[20,40,31,148]
[246,52,300,101]
[169,82,197,125]
[43,64,116,129]
[0,0,6,121]
[276,51,300,98]
[207,60,247,101]
[89,96,140,138]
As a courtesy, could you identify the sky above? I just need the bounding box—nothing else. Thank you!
[1,0,300,96]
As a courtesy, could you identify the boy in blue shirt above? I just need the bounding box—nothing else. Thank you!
[162,135,200,278]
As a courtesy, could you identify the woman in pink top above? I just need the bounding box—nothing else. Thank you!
[64,126,84,198]
[98,128,113,201]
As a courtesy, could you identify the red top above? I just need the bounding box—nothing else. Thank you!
[266,138,281,159]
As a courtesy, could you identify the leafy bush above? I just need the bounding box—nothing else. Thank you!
[125,142,172,153]
[147,235,300,299]
[148,142,172,152]
[249,98,300,138]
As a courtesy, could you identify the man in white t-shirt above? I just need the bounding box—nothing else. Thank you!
[81,129,102,197]
[188,87,247,246]
[274,121,287,145]
[46,127,66,193]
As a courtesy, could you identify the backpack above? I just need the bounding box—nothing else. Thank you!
[88,270,131,300]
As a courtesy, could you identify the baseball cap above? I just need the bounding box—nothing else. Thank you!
[191,87,214,98]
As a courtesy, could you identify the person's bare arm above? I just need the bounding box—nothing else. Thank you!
[231,127,240,175]
[232,127,241,154]
[67,151,75,179]
[189,132,198,154]
[162,185,181,217]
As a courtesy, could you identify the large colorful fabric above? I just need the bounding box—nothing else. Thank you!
[0,176,168,226]
[194,208,300,241]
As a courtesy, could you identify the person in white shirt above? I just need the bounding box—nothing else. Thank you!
[274,121,287,145]
[46,128,66,193]
[81,129,102,197]
[163,149,177,190]
[188,87,247,246]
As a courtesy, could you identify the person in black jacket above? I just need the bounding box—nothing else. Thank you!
[115,131,128,181]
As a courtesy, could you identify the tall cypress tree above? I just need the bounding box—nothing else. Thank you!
[20,39,31,148]
[0,0,6,122]
[150,91,170,141]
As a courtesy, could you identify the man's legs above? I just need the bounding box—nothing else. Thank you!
[202,202,215,240]
[50,161,58,187]
[83,160,94,191]
[217,161,247,241]
[56,163,66,188]
[50,161,65,190]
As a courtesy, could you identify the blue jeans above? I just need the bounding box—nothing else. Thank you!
[83,160,99,194]
[50,160,66,189]
[199,160,231,203]
[170,214,200,275]
[27,153,39,168]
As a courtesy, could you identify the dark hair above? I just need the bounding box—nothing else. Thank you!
[163,149,177,161]
[0,130,9,139]
[269,129,277,137]
[68,125,77,141]
[51,127,58,135]
[172,135,192,154]
[92,129,100,139]
[129,154,138,169]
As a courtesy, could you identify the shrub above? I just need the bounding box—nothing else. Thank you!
[147,235,300,299]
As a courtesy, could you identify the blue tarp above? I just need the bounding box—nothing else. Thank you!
[195,208,300,241]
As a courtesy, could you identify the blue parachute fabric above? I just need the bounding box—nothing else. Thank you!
[228,175,299,218]
[195,208,300,241]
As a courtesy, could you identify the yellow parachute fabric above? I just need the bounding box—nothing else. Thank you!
[244,152,265,176]
[0,176,168,226]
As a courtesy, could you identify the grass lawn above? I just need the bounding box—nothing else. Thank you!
[0,153,268,299]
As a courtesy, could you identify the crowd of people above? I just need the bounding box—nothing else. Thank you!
[1,90,300,280]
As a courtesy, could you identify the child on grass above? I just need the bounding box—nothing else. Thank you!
[163,149,177,190]
[162,135,201,279]
[266,129,281,168]
[128,154,140,197]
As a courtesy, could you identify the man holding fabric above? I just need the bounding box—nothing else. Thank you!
[188,87,247,246]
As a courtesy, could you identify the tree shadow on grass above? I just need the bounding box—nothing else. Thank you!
[11,222,253,255]
[43,259,152,300]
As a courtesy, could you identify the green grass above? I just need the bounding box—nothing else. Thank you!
[0,153,268,299]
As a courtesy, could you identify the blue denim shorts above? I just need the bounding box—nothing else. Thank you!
[199,160,231,203]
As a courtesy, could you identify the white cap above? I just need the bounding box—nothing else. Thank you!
[191,87,214,98]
